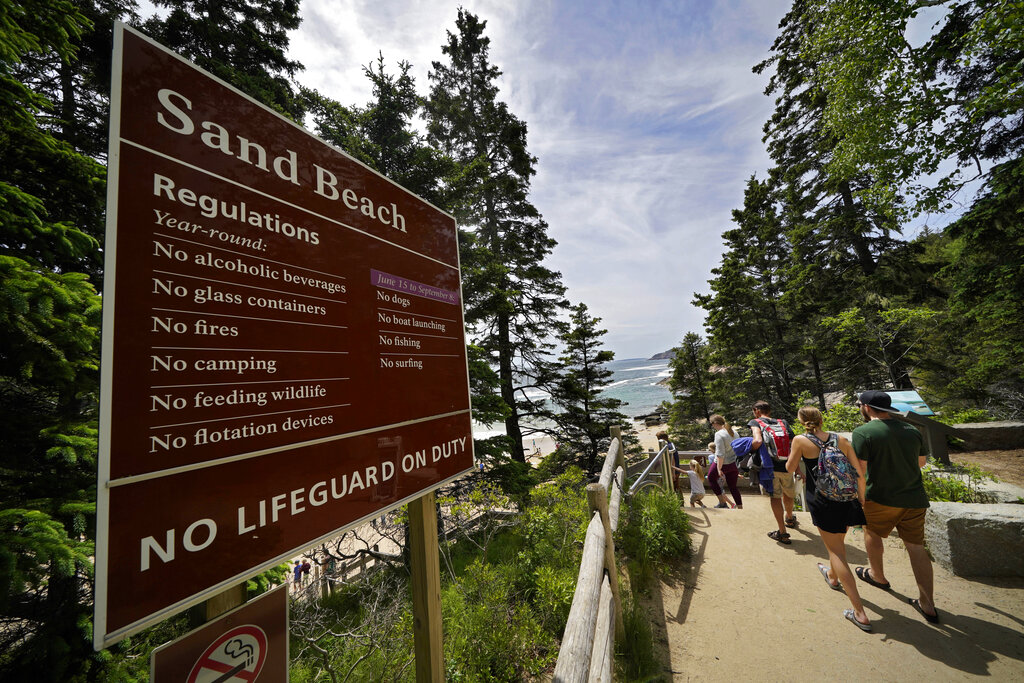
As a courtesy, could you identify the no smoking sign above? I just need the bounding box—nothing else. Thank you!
[151,586,287,682]
[188,624,267,682]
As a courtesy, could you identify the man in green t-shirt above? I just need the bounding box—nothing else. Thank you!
[851,390,939,623]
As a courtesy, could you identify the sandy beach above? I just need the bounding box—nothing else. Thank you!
[522,420,670,466]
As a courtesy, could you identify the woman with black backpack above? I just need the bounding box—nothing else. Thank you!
[786,406,872,632]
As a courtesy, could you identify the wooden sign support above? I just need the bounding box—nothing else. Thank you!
[409,491,445,682]
[204,583,247,621]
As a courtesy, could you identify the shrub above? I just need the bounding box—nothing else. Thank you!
[922,462,998,503]
[443,560,556,681]
[933,407,994,426]
[823,403,864,432]
[617,589,659,681]
[618,488,691,588]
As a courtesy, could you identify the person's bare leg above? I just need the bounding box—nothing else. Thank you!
[770,496,786,534]
[863,527,888,585]
[905,542,936,615]
[783,493,794,519]
[821,529,869,626]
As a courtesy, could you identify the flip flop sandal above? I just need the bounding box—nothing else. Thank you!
[909,598,940,624]
[818,563,843,591]
[767,530,792,544]
[844,609,872,632]
[855,566,891,590]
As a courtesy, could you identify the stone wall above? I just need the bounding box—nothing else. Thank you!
[954,421,1024,451]
[925,502,1024,577]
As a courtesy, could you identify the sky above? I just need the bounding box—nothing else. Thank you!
[285,0,795,359]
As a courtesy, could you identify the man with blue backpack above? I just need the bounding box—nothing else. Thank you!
[749,400,797,544]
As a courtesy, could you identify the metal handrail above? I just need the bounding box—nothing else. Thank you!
[627,443,669,495]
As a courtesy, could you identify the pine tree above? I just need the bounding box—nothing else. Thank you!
[548,304,627,476]
[695,176,806,415]
[303,55,462,209]
[1,2,105,678]
[754,0,903,279]
[426,9,566,462]
[144,0,305,120]
[939,157,1024,416]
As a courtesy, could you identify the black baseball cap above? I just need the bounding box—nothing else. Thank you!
[858,390,899,413]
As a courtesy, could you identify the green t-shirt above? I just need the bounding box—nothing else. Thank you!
[852,418,929,508]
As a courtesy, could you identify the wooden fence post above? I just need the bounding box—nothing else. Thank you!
[586,484,625,643]
[409,491,445,682]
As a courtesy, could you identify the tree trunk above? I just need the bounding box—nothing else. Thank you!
[811,352,827,410]
[838,180,878,276]
[59,61,76,143]
[497,310,524,462]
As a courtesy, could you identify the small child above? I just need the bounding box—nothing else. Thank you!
[685,460,707,508]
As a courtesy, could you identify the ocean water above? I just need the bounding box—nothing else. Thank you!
[601,357,673,417]
[473,357,673,439]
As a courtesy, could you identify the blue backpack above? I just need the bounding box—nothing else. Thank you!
[805,432,858,502]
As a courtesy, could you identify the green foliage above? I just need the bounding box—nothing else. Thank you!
[246,563,289,596]
[301,54,462,210]
[482,455,537,503]
[518,468,589,578]
[286,469,589,680]
[617,590,659,681]
[933,408,993,426]
[144,0,305,120]
[547,303,628,475]
[921,463,997,503]
[1,4,107,678]
[289,572,414,682]
[937,157,1024,416]
[0,509,93,612]
[804,0,1024,218]
[618,489,692,588]
[667,421,715,451]
[823,403,864,433]
[667,333,714,426]
[442,560,556,681]
[427,9,566,460]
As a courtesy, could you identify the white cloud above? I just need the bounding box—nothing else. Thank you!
[290,0,793,357]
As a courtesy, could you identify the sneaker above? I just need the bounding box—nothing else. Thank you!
[714,503,728,509]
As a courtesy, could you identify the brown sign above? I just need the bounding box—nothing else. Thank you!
[150,585,288,682]
[95,24,473,648]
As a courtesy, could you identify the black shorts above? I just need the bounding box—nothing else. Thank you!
[808,491,866,534]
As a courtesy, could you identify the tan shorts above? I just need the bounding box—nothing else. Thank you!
[767,471,795,500]
[863,501,927,545]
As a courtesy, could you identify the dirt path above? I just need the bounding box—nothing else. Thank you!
[643,491,1024,681]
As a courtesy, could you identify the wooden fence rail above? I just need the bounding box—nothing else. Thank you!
[552,426,626,682]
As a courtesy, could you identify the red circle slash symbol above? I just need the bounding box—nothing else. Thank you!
[187,624,268,683]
